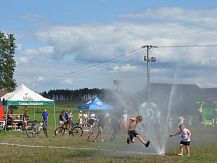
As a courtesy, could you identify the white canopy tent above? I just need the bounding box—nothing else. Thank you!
[1,84,56,129]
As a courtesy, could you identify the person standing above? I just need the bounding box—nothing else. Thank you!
[170,124,192,156]
[94,112,105,142]
[23,108,29,130]
[59,110,66,126]
[68,110,74,128]
[42,109,48,129]
[42,109,48,137]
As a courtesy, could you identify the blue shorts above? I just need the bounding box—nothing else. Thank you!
[128,130,139,141]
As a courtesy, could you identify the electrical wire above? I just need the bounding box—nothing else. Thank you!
[158,44,217,48]
[28,48,143,84]
[27,44,217,85]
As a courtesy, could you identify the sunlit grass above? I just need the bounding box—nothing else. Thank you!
[2,104,217,162]
[0,127,217,163]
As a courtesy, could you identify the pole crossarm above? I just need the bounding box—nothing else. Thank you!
[141,45,158,103]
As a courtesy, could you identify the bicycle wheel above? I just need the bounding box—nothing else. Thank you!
[26,126,35,138]
[87,132,95,142]
[33,128,39,137]
[54,127,69,136]
[43,127,48,138]
[71,126,83,137]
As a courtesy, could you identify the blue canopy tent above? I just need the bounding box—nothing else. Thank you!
[77,97,113,111]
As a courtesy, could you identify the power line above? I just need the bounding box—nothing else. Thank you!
[158,44,217,48]
[27,43,217,85]
[28,48,142,84]
[57,48,141,79]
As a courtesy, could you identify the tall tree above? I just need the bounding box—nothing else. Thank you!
[0,31,16,91]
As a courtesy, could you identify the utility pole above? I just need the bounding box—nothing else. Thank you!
[141,45,157,103]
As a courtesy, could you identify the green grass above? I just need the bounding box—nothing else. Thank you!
[2,105,217,162]
[0,127,217,163]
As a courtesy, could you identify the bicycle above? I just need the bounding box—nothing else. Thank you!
[54,121,70,137]
[69,123,83,137]
[26,121,48,138]
[54,121,83,137]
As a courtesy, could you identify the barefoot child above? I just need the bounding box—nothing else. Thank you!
[127,116,150,147]
[170,124,192,156]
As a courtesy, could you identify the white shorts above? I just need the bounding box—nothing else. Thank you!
[59,121,64,125]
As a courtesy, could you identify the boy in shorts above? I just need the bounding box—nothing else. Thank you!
[127,116,150,147]
[170,124,192,156]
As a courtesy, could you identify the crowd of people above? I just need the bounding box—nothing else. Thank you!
[3,106,194,156]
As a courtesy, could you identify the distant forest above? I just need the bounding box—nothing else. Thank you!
[40,88,111,103]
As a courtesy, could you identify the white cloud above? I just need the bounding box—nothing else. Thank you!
[16,44,22,51]
[21,13,45,21]
[37,76,45,82]
[24,46,54,56]
[112,64,137,72]
[16,57,28,65]
[120,7,217,27]
[61,79,73,84]
[14,7,217,91]
[36,22,217,67]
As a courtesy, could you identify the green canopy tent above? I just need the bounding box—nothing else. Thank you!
[1,84,56,130]
[196,101,215,126]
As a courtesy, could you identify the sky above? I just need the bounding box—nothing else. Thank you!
[1,0,217,92]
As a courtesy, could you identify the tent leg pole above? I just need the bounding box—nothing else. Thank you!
[54,105,56,129]
[5,104,8,131]
[34,107,36,120]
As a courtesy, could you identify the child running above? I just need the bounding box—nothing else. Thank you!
[127,116,150,147]
[170,124,192,156]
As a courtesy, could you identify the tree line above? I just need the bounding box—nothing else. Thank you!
[40,88,111,103]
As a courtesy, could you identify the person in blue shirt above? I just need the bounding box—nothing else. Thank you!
[64,110,69,122]
[42,109,48,131]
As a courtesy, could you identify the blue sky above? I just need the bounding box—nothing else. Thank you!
[1,0,217,92]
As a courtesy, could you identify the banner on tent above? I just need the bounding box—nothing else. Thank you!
[7,101,54,106]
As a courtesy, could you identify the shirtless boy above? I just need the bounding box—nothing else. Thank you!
[127,116,150,147]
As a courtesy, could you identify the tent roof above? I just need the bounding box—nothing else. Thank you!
[78,97,113,111]
[1,84,54,106]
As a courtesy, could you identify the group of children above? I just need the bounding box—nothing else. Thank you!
[126,115,191,156]
[59,109,191,156]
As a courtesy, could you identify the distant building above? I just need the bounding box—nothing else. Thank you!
[134,83,217,116]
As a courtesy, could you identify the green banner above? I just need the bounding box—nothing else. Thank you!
[7,100,54,106]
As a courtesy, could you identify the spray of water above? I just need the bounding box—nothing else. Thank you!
[160,83,176,154]
[137,66,178,155]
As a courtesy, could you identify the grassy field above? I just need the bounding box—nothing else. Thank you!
[0,126,217,163]
[1,105,217,162]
